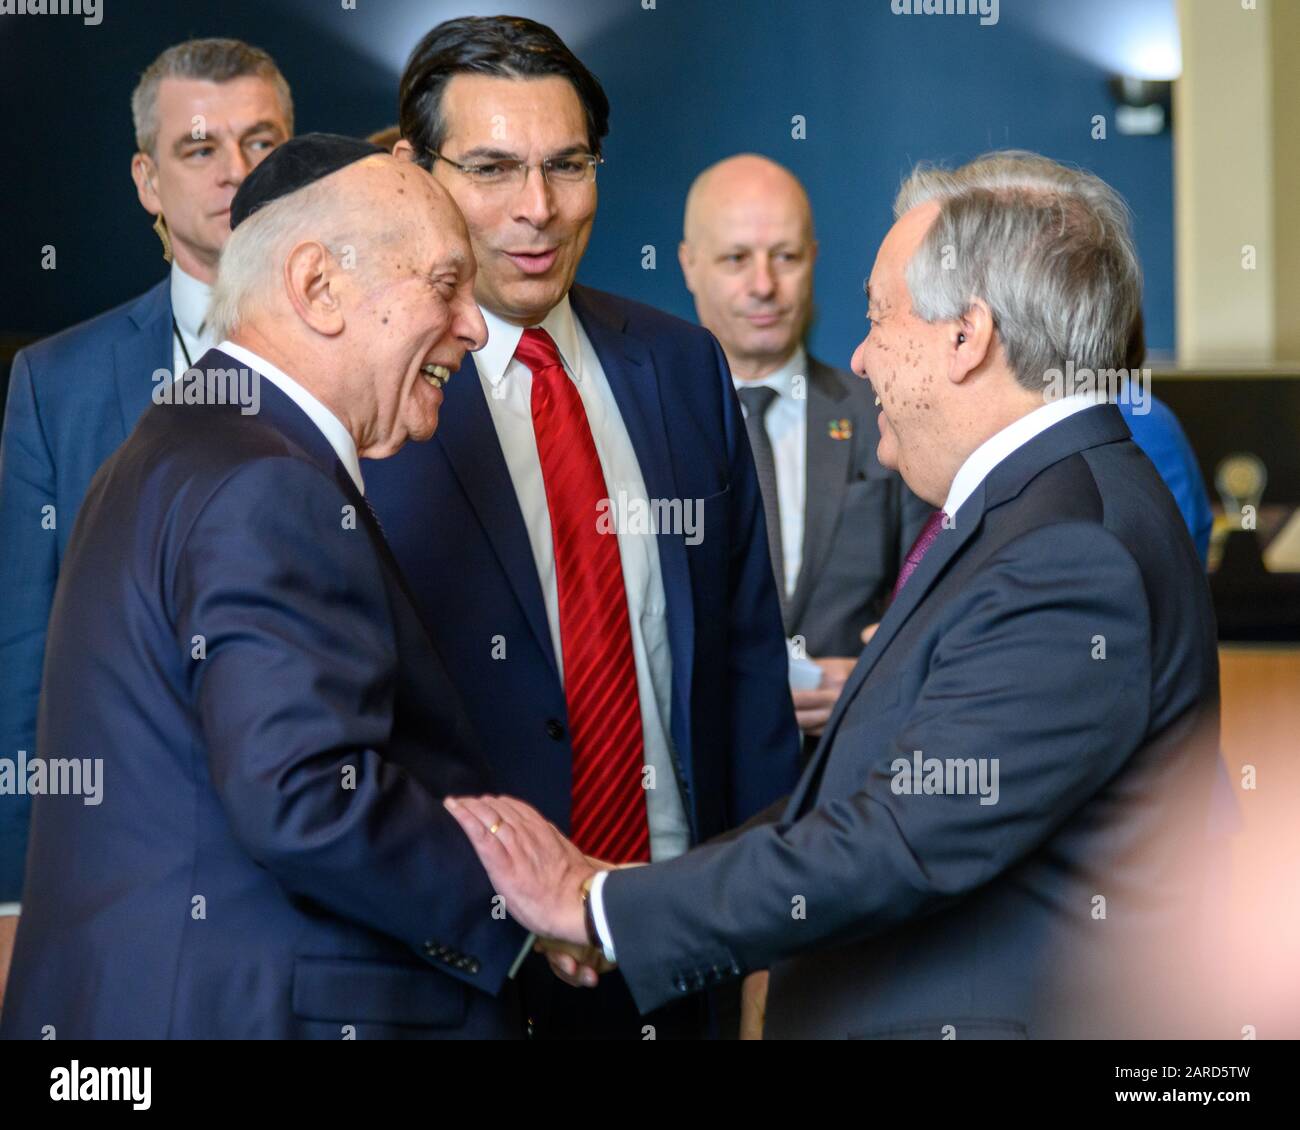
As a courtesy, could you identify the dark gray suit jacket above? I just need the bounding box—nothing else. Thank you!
[785,357,930,657]
[599,405,1221,1038]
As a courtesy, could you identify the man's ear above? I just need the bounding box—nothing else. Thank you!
[392,138,417,163]
[949,297,994,385]
[678,241,696,294]
[284,241,345,336]
[131,152,162,216]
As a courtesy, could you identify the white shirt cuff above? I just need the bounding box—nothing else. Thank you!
[508,932,535,979]
[589,871,617,963]
[0,902,21,918]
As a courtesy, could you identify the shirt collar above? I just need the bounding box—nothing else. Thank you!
[476,292,583,385]
[216,340,365,496]
[943,394,1101,519]
[731,345,807,399]
[170,262,212,342]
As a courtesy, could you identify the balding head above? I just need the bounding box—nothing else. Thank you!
[683,153,813,245]
[679,154,817,380]
[209,154,487,458]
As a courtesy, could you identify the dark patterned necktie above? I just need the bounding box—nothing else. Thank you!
[737,385,786,610]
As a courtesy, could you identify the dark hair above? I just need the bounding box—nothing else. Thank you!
[398,15,610,169]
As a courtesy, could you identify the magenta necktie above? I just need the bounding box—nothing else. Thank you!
[891,509,946,600]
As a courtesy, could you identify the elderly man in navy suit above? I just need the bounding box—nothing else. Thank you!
[0,38,292,1005]
[367,16,801,1039]
[0,137,538,1040]
[445,151,1223,1040]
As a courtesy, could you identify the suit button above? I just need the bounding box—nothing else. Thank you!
[673,974,689,993]
[545,719,565,741]
[466,959,480,975]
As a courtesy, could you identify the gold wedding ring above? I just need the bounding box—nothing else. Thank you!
[489,821,501,836]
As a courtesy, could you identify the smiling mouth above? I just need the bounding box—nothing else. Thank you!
[421,363,452,389]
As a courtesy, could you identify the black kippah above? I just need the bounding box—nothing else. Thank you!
[230,132,387,230]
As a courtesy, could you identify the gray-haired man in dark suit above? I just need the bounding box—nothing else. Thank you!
[679,154,929,741]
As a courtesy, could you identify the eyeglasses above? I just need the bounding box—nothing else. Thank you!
[429,150,603,190]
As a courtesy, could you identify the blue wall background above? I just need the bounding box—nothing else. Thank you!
[0,0,1176,362]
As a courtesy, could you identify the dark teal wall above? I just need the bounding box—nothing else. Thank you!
[0,0,1175,360]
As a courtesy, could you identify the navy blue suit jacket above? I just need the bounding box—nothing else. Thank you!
[364,285,802,846]
[600,405,1222,1038]
[0,278,171,901]
[0,353,527,1039]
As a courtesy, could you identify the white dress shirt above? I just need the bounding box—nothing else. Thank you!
[943,394,1101,520]
[590,392,1106,962]
[475,295,690,865]
[171,263,217,374]
[217,340,365,495]
[733,347,807,599]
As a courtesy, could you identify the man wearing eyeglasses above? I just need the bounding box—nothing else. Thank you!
[368,15,800,1040]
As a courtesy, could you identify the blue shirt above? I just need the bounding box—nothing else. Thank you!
[1119,397,1213,565]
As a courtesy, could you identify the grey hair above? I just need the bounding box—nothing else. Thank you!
[893,150,1142,393]
[206,177,380,341]
[131,38,293,156]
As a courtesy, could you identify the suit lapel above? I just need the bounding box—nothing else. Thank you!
[570,286,696,758]
[783,489,983,817]
[782,402,1135,819]
[216,353,428,617]
[786,359,852,630]
[431,354,560,679]
[112,278,172,440]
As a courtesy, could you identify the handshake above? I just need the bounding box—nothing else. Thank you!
[444,794,630,988]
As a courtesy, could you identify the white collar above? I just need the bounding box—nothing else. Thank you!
[943,395,1101,520]
[170,262,212,343]
[474,293,584,386]
[217,340,365,496]
[731,345,808,399]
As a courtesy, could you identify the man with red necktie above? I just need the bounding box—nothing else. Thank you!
[365,16,800,1038]
[444,151,1223,1042]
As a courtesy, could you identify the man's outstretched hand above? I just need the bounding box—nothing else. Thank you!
[444,794,594,948]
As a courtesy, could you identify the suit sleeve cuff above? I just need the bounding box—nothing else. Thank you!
[589,871,617,963]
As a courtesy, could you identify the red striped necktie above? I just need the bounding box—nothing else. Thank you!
[517,327,651,864]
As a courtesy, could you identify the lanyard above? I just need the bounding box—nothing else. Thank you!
[172,315,194,370]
